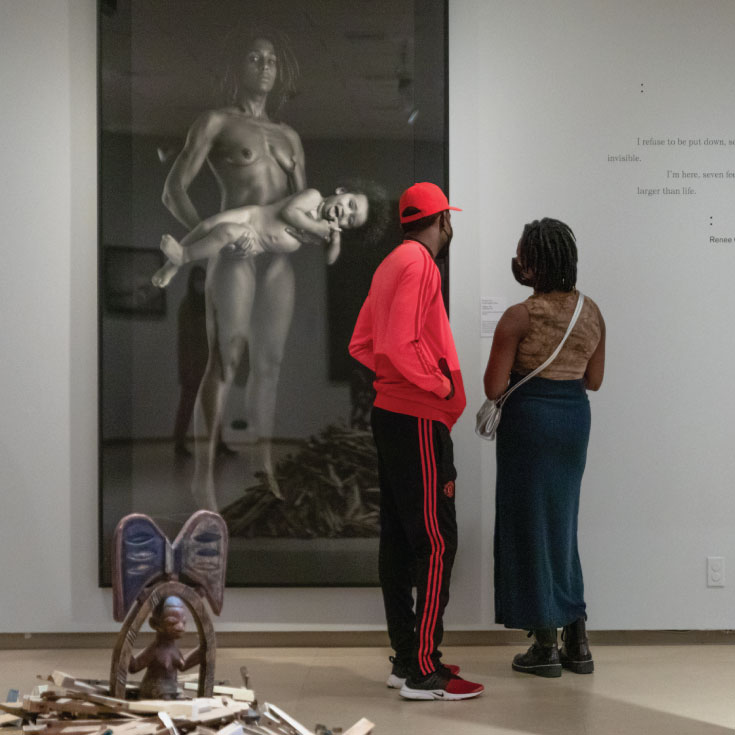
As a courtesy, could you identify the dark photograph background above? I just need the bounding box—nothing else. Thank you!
[99,0,447,586]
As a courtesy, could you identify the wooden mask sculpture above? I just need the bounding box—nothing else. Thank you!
[109,510,228,699]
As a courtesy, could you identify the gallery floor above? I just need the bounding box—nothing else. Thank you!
[1,644,733,734]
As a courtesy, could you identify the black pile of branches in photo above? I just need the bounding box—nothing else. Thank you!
[221,425,380,539]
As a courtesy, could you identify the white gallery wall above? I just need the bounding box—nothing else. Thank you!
[450,0,735,631]
[1,0,734,633]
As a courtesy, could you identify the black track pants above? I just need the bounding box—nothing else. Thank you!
[371,406,458,677]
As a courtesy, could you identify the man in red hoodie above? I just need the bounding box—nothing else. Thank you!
[349,182,483,701]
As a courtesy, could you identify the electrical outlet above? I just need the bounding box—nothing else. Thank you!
[707,556,725,587]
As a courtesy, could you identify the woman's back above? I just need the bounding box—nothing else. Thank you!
[513,291,602,380]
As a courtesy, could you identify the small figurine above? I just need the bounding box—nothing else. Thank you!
[128,596,201,700]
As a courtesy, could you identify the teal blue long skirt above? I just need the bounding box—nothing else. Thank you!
[494,375,590,630]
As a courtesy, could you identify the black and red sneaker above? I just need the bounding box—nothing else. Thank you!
[386,657,461,688]
[400,668,483,701]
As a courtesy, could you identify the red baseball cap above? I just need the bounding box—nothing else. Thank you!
[399,182,462,223]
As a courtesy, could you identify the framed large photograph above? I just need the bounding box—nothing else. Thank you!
[98,0,448,586]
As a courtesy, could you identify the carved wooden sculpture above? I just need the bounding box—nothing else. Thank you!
[109,511,228,699]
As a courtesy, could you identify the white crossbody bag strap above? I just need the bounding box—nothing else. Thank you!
[496,293,585,409]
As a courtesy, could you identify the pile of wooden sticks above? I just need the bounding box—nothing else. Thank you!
[0,671,373,735]
[222,426,380,539]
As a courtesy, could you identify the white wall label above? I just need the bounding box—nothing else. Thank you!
[480,297,507,338]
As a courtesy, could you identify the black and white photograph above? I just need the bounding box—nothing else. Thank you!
[98,0,448,586]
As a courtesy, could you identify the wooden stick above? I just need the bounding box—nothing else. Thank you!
[262,704,314,735]
[342,719,374,735]
[215,723,243,735]
[183,683,254,703]
[156,712,179,735]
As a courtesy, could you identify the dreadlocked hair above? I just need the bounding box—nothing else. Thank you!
[519,218,578,292]
[336,178,390,246]
[219,25,300,118]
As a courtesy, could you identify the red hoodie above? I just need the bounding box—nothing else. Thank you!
[349,240,466,429]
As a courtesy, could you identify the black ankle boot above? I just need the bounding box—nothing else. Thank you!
[559,617,594,674]
[512,629,562,678]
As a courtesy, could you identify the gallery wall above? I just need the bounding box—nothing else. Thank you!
[1,0,734,632]
[450,0,735,630]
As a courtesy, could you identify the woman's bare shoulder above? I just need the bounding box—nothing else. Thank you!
[184,107,231,134]
[497,302,530,335]
[581,293,605,324]
[275,121,301,141]
[505,301,531,321]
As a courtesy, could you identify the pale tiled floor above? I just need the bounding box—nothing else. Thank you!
[1,645,734,734]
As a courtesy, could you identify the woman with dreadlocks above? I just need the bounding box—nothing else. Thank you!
[483,218,606,678]
[161,27,304,507]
